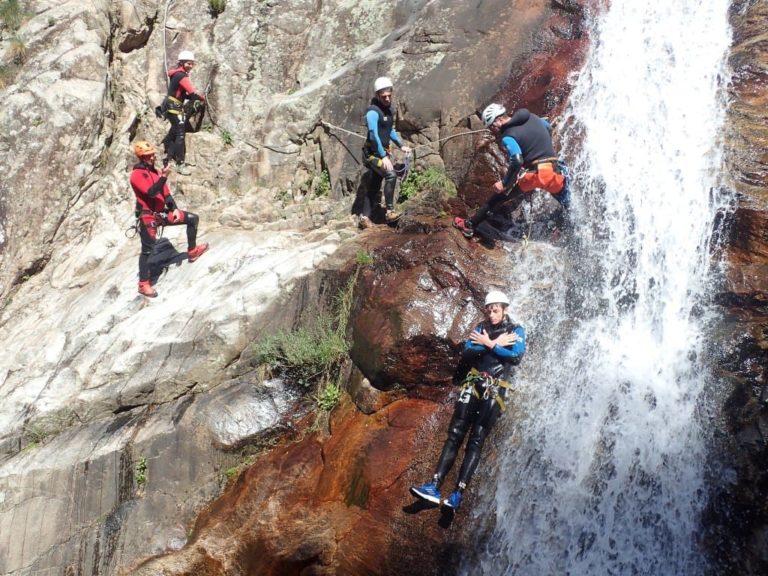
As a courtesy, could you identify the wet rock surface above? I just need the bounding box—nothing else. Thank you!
[706,1,768,573]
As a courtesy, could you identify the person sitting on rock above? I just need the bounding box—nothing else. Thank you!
[359,76,411,229]
[130,141,209,298]
[160,50,205,176]
[453,103,570,239]
[410,290,526,510]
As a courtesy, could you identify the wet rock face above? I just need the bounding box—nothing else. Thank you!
[349,230,512,392]
[133,398,463,576]
[456,1,591,211]
[707,1,768,573]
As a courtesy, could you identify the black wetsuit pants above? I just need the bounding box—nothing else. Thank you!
[470,187,523,228]
[162,112,186,164]
[361,156,397,217]
[433,381,505,490]
[138,211,199,281]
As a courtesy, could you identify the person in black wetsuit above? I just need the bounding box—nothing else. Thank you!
[410,290,526,510]
[160,50,206,176]
[358,76,411,229]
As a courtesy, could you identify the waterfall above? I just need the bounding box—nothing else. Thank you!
[469,2,732,574]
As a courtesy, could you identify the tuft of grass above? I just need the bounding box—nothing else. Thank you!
[0,0,24,32]
[208,0,227,17]
[252,271,359,412]
[255,315,348,389]
[134,457,148,489]
[8,34,26,65]
[355,251,373,267]
[220,128,233,146]
[314,169,331,197]
[398,166,457,201]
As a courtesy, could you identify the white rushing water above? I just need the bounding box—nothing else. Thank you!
[470,2,732,574]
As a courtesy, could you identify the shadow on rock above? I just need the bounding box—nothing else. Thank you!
[148,238,188,284]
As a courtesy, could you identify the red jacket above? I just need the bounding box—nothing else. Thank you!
[130,162,177,214]
[167,66,204,101]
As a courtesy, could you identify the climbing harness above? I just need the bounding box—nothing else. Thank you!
[459,368,513,412]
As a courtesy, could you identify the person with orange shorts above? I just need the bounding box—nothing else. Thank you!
[453,103,570,238]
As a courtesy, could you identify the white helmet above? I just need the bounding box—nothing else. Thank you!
[484,290,510,307]
[177,50,196,62]
[482,103,506,127]
[374,76,393,93]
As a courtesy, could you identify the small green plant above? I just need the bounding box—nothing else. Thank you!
[47,16,55,27]
[355,251,373,267]
[315,381,342,411]
[220,128,233,146]
[0,0,23,32]
[23,421,52,446]
[398,166,457,201]
[314,169,331,197]
[134,457,148,488]
[208,0,227,17]
[274,188,292,205]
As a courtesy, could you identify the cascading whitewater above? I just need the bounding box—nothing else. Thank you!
[468,2,732,574]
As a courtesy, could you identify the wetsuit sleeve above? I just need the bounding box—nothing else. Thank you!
[492,325,526,361]
[461,324,488,361]
[147,177,168,198]
[390,128,403,149]
[163,189,178,211]
[366,109,387,158]
[179,76,204,99]
[129,169,167,199]
[501,135,523,188]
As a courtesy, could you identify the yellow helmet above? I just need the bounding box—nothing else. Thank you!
[133,141,156,158]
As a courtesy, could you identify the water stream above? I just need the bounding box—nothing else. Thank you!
[468,2,732,574]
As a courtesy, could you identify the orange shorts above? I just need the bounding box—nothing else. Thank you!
[517,162,565,195]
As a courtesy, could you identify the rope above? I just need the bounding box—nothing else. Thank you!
[162,0,175,89]
[319,120,489,152]
[395,149,413,179]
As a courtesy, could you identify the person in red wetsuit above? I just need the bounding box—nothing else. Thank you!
[161,50,205,175]
[130,141,209,297]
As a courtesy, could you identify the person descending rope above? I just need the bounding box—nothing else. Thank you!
[453,103,571,239]
[130,141,209,298]
[410,290,526,510]
[359,76,411,229]
[159,50,206,176]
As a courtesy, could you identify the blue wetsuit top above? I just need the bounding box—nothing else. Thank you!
[366,108,402,158]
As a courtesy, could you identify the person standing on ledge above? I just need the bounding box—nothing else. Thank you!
[359,76,411,229]
[130,141,209,298]
[160,50,206,176]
